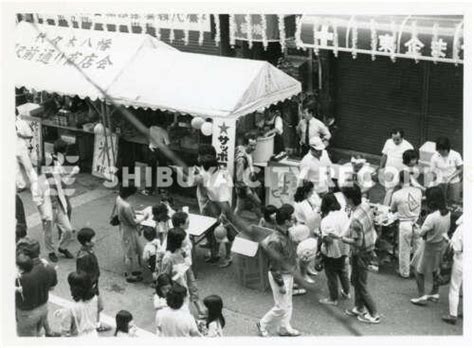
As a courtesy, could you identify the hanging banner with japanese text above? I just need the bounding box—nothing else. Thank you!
[19,115,42,168]
[232,15,296,42]
[297,15,464,64]
[98,13,212,32]
[14,21,173,101]
[92,132,118,179]
[212,118,236,176]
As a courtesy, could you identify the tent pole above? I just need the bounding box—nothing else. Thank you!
[100,102,112,173]
[105,103,116,165]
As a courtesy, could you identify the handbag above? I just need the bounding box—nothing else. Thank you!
[436,243,454,286]
[109,203,120,226]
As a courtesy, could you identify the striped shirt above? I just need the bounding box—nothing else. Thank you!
[348,203,377,254]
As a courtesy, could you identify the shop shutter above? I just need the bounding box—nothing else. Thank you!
[425,64,463,153]
[332,52,423,154]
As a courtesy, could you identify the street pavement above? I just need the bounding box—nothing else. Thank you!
[19,173,463,337]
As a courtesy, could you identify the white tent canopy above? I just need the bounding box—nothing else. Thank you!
[15,21,301,120]
[108,49,301,119]
[14,21,177,101]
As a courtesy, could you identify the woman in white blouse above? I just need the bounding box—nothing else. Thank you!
[293,180,321,235]
[57,271,101,337]
[293,180,321,282]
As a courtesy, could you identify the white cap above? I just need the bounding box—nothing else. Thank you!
[309,136,326,150]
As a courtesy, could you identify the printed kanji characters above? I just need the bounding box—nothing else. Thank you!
[96,55,113,69]
[78,53,98,68]
[97,38,112,51]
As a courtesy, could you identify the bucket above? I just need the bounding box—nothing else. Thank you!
[253,134,275,163]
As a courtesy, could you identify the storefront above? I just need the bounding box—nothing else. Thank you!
[296,15,464,155]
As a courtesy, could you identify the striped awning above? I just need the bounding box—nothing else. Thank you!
[296,15,464,65]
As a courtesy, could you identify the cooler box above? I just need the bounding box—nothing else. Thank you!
[419,141,436,167]
[253,134,275,164]
[231,225,273,292]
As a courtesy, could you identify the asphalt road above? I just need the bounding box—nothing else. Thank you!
[18,173,463,337]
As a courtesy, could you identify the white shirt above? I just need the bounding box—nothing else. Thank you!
[143,239,162,263]
[207,321,224,337]
[155,307,201,337]
[149,126,170,150]
[298,150,332,193]
[450,223,463,264]
[382,139,414,172]
[390,186,423,221]
[320,210,350,258]
[297,118,331,144]
[294,199,321,233]
[430,150,463,184]
[199,167,232,204]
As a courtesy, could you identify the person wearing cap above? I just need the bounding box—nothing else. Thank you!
[15,238,58,336]
[298,136,333,196]
[297,102,331,157]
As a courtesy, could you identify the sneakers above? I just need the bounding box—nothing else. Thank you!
[344,307,367,317]
[410,295,428,306]
[292,288,307,296]
[319,298,338,306]
[303,275,315,284]
[442,315,457,325]
[278,328,301,337]
[58,248,74,259]
[427,294,440,302]
[256,322,269,337]
[340,290,351,300]
[48,253,58,263]
[357,312,381,324]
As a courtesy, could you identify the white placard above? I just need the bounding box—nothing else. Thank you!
[19,115,42,167]
[92,132,118,179]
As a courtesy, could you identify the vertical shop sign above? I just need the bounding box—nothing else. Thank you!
[92,132,118,179]
[212,118,236,177]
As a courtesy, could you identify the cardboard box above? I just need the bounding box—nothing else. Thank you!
[17,103,44,117]
[231,225,273,292]
[419,141,436,167]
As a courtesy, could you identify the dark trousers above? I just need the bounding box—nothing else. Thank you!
[323,255,350,301]
[350,254,377,316]
[145,148,168,193]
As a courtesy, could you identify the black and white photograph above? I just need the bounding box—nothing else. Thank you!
[1,1,472,345]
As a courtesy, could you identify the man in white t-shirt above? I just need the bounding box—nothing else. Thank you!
[390,171,423,278]
[298,136,333,196]
[430,137,463,204]
[378,129,414,205]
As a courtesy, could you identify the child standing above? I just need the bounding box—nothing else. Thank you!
[152,203,173,244]
[142,228,162,278]
[76,228,110,333]
[154,273,173,312]
[114,310,138,337]
[203,295,225,337]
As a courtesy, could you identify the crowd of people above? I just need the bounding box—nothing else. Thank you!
[15,98,464,337]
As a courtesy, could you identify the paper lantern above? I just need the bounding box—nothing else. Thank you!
[201,122,213,136]
[214,223,227,242]
[93,123,105,135]
[296,238,318,262]
[289,224,310,243]
[191,117,205,130]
